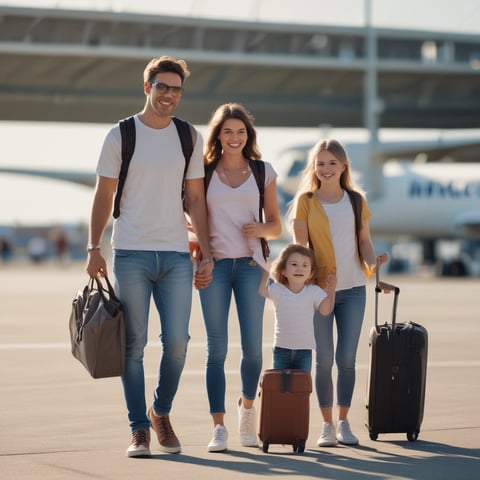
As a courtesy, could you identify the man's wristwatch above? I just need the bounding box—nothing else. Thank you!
[87,244,101,253]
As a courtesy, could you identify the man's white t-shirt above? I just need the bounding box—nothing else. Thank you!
[96,115,204,252]
[266,282,327,350]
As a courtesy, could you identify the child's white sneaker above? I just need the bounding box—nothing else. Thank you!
[237,398,258,447]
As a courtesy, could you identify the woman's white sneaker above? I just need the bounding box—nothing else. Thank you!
[336,419,359,445]
[208,424,228,452]
[317,422,337,447]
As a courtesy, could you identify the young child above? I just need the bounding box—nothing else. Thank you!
[259,244,336,372]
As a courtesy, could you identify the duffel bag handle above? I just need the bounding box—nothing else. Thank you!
[94,275,120,303]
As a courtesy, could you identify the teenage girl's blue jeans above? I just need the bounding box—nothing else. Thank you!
[198,257,265,414]
[313,285,366,408]
[113,250,192,432]
[273,347,312,372]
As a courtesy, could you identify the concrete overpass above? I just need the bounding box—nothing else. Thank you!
[1,5,480,128]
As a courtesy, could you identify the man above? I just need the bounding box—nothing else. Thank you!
[86,56,213,457]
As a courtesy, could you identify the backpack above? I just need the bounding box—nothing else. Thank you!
[204,159,270,260]
[306,189,363,266]
[113,115,196,218]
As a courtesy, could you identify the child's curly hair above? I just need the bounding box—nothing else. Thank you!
[271,244,317,286]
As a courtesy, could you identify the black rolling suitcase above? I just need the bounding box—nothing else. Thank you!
[365,263,428,442]
[258,369,312,453]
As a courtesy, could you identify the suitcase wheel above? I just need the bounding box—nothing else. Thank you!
[369,432,378,441]
[293,440,306,453]
[262,441,269,453]
[407,431,419,442]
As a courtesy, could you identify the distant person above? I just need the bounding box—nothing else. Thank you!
[259,244,336,372]
[288,138,388,446]
[49,226,69,265]
[86,56,213,458]
[0,236,12,263]
[193,103,281,452]
[28,235,47,263]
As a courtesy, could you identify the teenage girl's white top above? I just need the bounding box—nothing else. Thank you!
[96,115,204,252]
[266,282,327,350]
[206,161,277,270]
[322,192,365,291]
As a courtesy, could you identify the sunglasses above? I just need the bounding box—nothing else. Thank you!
[149,81,184,96]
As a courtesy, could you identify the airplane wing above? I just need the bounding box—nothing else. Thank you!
[0,167,96,187]
[380,137,480,163]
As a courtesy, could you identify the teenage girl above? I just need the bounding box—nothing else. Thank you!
[288,138,388,446]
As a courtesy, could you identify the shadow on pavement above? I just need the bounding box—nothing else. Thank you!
[139,439,480,480]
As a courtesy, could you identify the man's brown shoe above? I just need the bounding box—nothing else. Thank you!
[126,428,151,457]
[148,407,181,453]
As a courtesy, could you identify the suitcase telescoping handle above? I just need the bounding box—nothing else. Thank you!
[375,258,400,328]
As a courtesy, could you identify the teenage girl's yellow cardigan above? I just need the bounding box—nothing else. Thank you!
[294,191,373,289]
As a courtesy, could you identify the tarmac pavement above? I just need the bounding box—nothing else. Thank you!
[1,261,479,479]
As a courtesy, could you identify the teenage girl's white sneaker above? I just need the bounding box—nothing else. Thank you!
[208,424,228,452]
[336,419,359,445]
[237,398,258,447]
[317,422,337,447]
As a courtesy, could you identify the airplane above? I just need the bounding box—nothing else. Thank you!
[274,131,480,276]
[1,130,480,276]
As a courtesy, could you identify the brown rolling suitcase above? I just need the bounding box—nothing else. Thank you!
[258,368,312,453]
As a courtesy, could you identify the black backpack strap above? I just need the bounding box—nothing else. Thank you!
[346,190,362,238]
[204,160,218,191]
[113,116,135,218]
[346,189,364,266]
[172,116,195,176]
[249,159,265,220]
[249,159,270,260]
[172,116,197,210]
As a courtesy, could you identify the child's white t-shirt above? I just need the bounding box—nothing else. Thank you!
[266,282,327,350]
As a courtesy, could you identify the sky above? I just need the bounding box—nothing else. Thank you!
[2,0,480,34]
[0,0,479,226]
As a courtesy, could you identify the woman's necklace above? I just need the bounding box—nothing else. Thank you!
[218,160,249,187]
[220,165,248,175]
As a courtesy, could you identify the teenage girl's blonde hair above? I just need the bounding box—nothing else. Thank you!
[286,138,364,225]
[271,244,317,286]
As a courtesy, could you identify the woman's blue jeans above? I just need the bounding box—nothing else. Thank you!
[273,347,312,372]
[198,258,265,414]
[313,285,366,409]
[113,250,192,432]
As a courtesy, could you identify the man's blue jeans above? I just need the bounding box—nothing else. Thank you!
[198,258,264,414]
[314,285,366,409]
[113,250,192,432]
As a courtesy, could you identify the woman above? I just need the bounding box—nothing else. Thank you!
[197,103,281,452]
[289,138,387,447]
